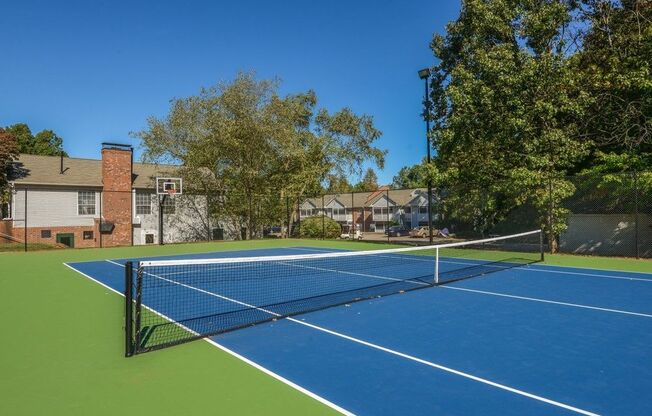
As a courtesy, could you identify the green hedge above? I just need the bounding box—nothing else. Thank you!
[299,216,341,239]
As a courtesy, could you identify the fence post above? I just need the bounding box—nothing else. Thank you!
[99,191,103,248]
[206,194,211,241]
[351,191,355,234]
[386,189,390,243]
[296,197,301,238]
[158,194,165,245]
[634,170,640,259]
[547,175,554,254]
[321,195,325,240]
[24,187,27,252]
[286,196,290,238]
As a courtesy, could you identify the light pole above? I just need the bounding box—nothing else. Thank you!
[418,68,434,244]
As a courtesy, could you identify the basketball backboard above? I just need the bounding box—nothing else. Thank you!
[156,177,183,195]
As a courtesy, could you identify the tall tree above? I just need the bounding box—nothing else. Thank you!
[392,159,429,188]
[325,173,353,193]
[4,123,67,156]
[353,168,379,191]
[137,72,385,238]
[0,128,19,194]
[577,0,651,161]
[429,0,590,249]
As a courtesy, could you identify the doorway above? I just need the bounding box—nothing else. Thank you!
[56,233,75,248]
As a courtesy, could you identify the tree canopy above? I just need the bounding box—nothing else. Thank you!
[0,128,19,196]
[137,72,385,238]
[353,168,379,192]
[410,0,651,250]
[392,159,429,188]
[4,123,67,156]
[577,0,651,162]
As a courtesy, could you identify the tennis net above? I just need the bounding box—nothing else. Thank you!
[125,229,543,355]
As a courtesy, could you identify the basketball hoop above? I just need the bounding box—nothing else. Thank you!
[156,177,183,195]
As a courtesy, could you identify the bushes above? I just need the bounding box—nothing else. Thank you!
[299,216,341,239]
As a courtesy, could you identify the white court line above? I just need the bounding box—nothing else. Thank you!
[65,261,355,416]
[288,247,652,283]
[442,286,652,318]
[106,261,599,416]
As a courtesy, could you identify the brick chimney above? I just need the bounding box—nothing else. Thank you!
[101,143,133,247]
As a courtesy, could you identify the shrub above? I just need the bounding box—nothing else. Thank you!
[299,216,341,239]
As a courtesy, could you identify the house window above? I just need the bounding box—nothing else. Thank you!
[419,206,428,214]
[404,206,411,214]
[41,230,51,238]
[135,193,152,215]
[162,196,175,214]
[83,231,94,240]
[78,191,96,215]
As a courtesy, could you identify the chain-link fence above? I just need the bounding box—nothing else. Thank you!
[1,172,650,258]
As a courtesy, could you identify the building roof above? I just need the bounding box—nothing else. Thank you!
[303,187,430,208]
[9,154,180,189]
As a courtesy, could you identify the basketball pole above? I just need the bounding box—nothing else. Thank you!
[159,194,167,245]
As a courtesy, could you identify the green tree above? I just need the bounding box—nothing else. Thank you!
[577,0,652,157]
[4,123,67,156]
[429,0,590,250]
[353,168,379,191]
[0,128,19,198]
[137,72,385,239]
[392,159,429,188]
[325,173,353,193]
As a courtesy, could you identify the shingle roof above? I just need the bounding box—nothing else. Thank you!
[9,154,180,189]
[303,187,430,208]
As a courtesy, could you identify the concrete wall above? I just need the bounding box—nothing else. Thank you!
[560,214,652,257]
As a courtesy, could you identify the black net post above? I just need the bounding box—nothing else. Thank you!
[540,230,545,262]
[124,261,134,357]
[134,266,143,353]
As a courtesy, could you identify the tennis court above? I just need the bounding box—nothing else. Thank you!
[66,234,652,416]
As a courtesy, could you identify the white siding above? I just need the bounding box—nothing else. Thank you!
[133,193,226,245]
[12,188,100,228]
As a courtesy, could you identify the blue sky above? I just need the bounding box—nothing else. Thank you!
[0,0,460,184]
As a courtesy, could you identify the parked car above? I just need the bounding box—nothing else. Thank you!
[387,225,410,237]
[409,226,432,238]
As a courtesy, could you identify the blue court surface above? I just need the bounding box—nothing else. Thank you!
[66,247,652,416]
